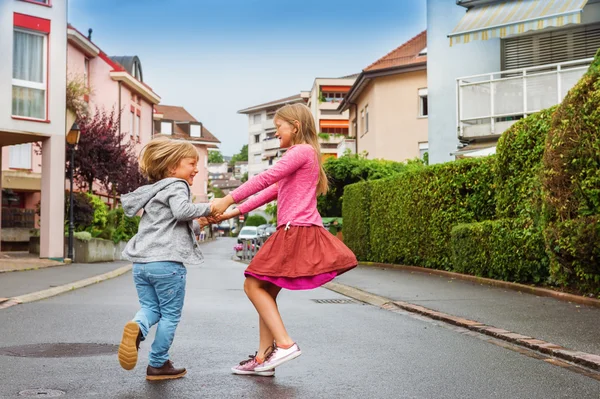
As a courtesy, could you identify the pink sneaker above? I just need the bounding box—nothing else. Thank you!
[231,352,275,377]
[254,343,301,372]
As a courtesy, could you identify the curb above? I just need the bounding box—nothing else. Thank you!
[359,262,600,309]
[0,264,132,310]
[324,281,600,372]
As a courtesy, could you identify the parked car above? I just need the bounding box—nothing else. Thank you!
[237,226,259,244]
[265,224,277,236]
[257,224,269,238]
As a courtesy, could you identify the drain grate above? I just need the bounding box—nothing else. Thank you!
[19,389,65,397]
[312,299,358,304]
[0,343,118,358]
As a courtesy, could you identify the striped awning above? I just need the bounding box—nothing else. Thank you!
[449,0,588,46]
[319,119,349,129]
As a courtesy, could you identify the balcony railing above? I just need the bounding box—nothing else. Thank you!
[2,208,35,228]
[262,138,280,151]
[457,58,593,139]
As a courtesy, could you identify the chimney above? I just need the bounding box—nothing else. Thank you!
[88,28,93,40]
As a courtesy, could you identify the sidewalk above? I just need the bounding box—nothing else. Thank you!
[0,252,63,273]
[335,265,600,357]
[0,261,130,300]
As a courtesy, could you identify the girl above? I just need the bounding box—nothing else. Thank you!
[211,103,357,376]
[118,137,213,381]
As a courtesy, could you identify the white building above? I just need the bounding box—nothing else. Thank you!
[0,0,67,258]
[208,162,228,175]
[238,94,308,178]
[427,0,600,163]
[306,76,357,160]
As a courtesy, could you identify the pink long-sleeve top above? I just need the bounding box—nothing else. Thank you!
[230,144,323,228]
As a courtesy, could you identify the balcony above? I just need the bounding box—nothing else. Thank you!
[319,101,342,111]
[457,58,592,139]
[262,138,279,151]
[337,138,356,157]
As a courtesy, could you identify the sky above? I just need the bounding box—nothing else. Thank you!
[69,0,427,156]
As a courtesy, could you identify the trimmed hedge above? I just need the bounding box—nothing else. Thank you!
[495,107,555,220]
[542,50,600,293]
[451,219,548,283]
[367,157,496,269]
[342,182,371,261]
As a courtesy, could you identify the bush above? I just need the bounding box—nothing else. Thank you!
[245,215,267,227]
[65,192,94,232]
[496,107,555,220]
[73,231,92,241]
[342,182,371,261]
[318,153,423,217]
[451,219,548,283]
[542,50,600,293]
[544,217,600,295]
[111,207,140,244]
[85,193,108,236]
[365,156,496,269]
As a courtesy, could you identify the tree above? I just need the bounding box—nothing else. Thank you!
[230,144,248,166]
[241,172,248,183]
[246,215,267,226]
[208,150,224,164]
[67,107,139,198]
[265,201,277,224]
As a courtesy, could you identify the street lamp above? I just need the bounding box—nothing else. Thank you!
[66,122,80,261]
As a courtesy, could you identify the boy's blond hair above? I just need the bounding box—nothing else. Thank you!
[139,137,199,182]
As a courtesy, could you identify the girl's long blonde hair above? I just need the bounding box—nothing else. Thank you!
[275,103,329,195]
[139,137,199,182]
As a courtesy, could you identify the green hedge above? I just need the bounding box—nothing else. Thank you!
[451,219,548,283]
[342,182,371,261]
[367,157,496,269]
[542,50,600,294]
[495,107,555,220]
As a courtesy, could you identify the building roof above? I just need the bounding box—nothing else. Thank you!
[238,94,305,114]
[109,56,143,81]
[338,31,427,112]
[364,31,427,72]
[154,105,220,144]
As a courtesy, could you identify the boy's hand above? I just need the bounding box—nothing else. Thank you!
[211,195,234,216]
[197,217,210,229]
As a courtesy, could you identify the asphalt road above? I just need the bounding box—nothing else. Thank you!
[0,238,598,398]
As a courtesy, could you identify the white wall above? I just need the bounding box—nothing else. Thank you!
[427,0,500,164]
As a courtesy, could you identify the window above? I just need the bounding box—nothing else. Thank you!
[253,114,261,124]
[190,124,201,138]
[268,158,273,166]
[365,105,369,133]
[419,88,428,117]
[161,121,172,135]
[9,143,32,169]
[12,29,47,119]
[253,153,261,163]
[360,109,365,135]
[254,134,260,143]
[130,111,134,137]
[322,92,346,102]
[84,58,90,88]
[419,142,429,160]
[136,114,141,139]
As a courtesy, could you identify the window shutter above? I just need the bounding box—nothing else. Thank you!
[502,23,600,70]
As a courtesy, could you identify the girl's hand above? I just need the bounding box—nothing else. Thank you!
[219,208,241,221]
[210,195,234,216]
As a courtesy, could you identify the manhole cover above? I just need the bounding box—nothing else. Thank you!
[311,299,358,304]
[0,343,118,358]
[19,389,65,397]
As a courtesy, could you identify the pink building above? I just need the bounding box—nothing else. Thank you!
[154,105,221,203]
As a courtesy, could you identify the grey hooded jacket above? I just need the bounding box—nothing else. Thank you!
[121,178,211,265]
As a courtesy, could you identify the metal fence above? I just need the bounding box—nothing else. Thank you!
[1,207,35,228]
[237,238,266,262]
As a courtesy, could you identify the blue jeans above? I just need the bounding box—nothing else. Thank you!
[132,261,187,368]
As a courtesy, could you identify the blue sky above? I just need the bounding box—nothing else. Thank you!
[69,0,426,156]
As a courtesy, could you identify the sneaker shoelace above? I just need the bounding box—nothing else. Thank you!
[239,352,258,366]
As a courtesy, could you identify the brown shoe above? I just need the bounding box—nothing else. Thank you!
[118,321,142,370]
[146,360,187,381]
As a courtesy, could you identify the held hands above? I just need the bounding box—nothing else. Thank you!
[210,194,234,217]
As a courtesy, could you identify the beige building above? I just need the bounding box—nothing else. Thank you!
[339,31,428,162]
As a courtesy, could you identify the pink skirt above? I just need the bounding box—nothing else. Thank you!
[244,225,357,290]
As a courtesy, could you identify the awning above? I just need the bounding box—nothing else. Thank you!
[321,85,351,93]
[262,150,278,159]
[452,143,497,158]
[449,0,588,46]
[319,119,349,129]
